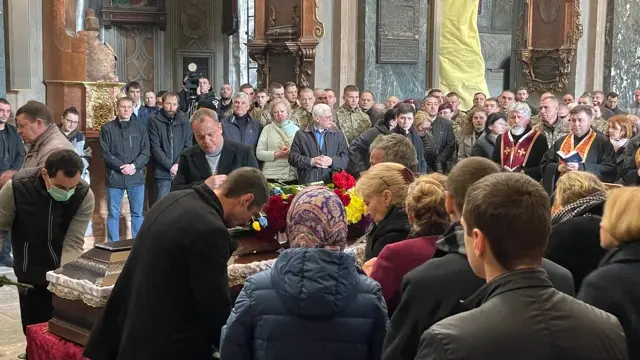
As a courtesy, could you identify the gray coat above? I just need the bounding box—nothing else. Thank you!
[288,125,349,184]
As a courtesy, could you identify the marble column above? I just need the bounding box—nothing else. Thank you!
[356,0,428,101]
[603,0,640,107]
[0,1,6,98]
[572,0,606,96]
[332,0,358,94]
[314,0,334,89]
[6,0,45,105]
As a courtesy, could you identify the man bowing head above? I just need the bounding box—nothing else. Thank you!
[541,105,616,195]
[84,167,270,360]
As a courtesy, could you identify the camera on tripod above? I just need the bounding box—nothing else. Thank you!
[183,63,201,100]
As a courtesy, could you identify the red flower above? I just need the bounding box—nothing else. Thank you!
[332,170,356,190]
[262,195,291,235]
[333,188,351,206]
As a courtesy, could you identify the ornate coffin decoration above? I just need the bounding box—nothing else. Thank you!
[516,0,583,93]
[248,0,324,89]
[102,0,167,31]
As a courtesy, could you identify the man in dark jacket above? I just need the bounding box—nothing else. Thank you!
[84,167,270,360]
[0,150,93,358]
[126,81,151,128]
[391,103,428,173]
[382,158,575,360]
[100,97,150,241]
[414,173,627,360]
[148,92,193,201]
[289,103,349,184]
[348,113,393,177]
[172,108,258,192]
[0,98,24,267]
[221,92,263,149]
[422,95,456,172]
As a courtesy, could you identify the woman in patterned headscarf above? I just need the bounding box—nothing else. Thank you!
[220,186,388,360]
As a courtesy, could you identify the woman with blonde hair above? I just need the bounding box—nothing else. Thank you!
[579,187,640,359]
[356,162,414,260]
[545,171,608,290]
[255,100,299,184]
[458,108,487,159]
[369,176,450,314]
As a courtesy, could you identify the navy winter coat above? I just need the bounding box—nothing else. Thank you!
[220,248,388,360]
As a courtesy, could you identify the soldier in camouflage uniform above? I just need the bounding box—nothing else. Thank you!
[290,87,315,128]
[592,105,608,134]
[535,96,570,148]
[335,85,372,144]
[258,82,286,126]
[284,81,300,111]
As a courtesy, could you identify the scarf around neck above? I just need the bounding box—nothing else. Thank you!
[551,192,606,226]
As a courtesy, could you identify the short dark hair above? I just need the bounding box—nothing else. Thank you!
[383,108,397,127]
[592,90,605,97]
[395,103,415,117]
[161,92,179,102]
[239,83,254,91]
[62,106,80,118]
[485,97,498,103]
[517,86,528,92]
[428,88,443,95]
[570,104,595,119]
[463,173,550,270]
[607,92,619,99]
[473,92,486,98]
[361,90,375,99]
[446,157,501,214]
[269,82,283,92]
[16,101,53,125]
[446,91,459,98]
[0,98,10,107]
[343,85,359,94]
[156,90,168,98]
[44,149,84,178]
[125,81,141,92]
[220,167,270,207]
[283,81,297,90]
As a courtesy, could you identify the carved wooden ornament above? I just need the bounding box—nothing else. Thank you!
[516,0,583,93]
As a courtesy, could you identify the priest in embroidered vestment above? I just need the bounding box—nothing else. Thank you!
[491,102,549,181]
[541,105,617,195]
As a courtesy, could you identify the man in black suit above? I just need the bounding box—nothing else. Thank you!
[171,108,259,192]
[84,167,270,360]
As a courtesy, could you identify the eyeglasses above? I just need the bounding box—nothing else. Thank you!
[64,118,79,125]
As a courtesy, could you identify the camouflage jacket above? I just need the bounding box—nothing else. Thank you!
[592,117,608,134]
[451,111,466,141]
[291,108,313,128]
[335,105,371,144]
[534,119,571,148]
[259,111,273,127]
[224,107,264,122]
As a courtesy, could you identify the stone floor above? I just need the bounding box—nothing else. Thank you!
[0,265,24,360]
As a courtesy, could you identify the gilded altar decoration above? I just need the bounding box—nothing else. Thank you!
[86,82,122,131]
[516,0,583,93]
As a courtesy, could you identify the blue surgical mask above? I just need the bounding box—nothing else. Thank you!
[48,186,75,202]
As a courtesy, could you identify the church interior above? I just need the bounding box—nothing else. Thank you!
[1,0,640,359]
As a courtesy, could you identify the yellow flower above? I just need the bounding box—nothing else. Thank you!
[345,189,366,224]
[252,221,261,231]
[281,193,288,200]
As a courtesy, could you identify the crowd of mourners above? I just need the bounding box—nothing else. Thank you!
[1,77,640,360]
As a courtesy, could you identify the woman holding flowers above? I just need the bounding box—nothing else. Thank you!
[356,162,413,261]
[256,100,299,184]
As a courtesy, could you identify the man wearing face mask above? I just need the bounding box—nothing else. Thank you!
[0,149,94,351]
[148,92,193,202]
[492,102,549,181]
